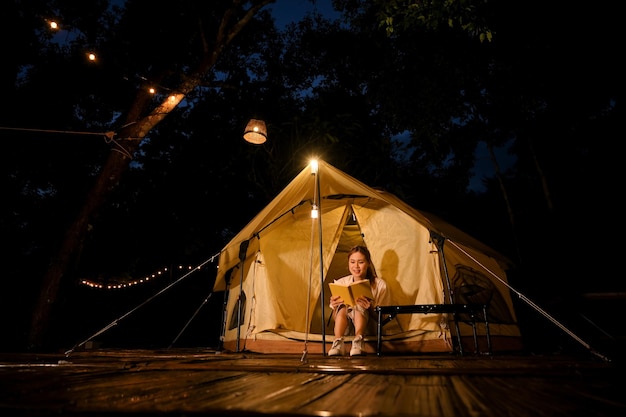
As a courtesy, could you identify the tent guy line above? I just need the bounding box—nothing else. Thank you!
[60,160,610,362]
[446,238,610,362]
[0,126,133,158]
[64,255,219,356]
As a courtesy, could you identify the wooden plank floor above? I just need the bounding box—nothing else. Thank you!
[0,348,624,416]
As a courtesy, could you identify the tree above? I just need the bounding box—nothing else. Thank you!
[26,0,277,350]
[5,0,622,352]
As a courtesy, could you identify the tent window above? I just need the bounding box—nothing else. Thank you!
[451,265,515,324]
[228,292,246,330]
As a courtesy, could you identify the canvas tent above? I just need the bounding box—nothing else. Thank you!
[213,160,522,354]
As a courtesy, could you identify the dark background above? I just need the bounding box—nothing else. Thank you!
[1,0,623,358]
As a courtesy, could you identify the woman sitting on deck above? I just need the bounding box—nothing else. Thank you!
[328,245,390,356]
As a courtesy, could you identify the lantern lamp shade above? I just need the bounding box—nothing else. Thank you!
[243,119,267,144]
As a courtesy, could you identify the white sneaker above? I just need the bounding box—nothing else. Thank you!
[328,338,344,356]
[350,335,365,356]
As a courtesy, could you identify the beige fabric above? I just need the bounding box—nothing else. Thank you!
[215,160,521,352]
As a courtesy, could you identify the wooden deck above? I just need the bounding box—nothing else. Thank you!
[0,348,624,416]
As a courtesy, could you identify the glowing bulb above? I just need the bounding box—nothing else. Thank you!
[311,204,319,219]
[310,160,319,174]
[87,53,96,61]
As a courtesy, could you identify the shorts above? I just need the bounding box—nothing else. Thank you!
[332,303,368,322]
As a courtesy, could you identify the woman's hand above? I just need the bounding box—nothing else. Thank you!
[356,296,372,310]
[329,295,344,309]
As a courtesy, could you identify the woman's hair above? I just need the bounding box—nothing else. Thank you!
[347,245,376,281]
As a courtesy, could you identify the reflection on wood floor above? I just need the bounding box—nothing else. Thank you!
[0,349,623,417]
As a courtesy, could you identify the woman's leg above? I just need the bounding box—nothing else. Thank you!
[352,307,369,337]
[333,306,349,339]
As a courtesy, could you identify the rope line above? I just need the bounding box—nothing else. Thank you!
[65,253,220,356]
[446,239,610,362]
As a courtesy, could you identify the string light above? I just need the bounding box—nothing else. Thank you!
[80,264,202,290]
[45,19,184,97]
[80,251,221,290]
[44,17,99,63]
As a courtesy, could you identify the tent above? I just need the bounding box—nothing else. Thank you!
[213,160,523,354]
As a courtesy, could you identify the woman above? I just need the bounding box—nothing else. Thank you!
[328,245,390,356]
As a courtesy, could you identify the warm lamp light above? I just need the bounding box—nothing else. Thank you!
[310,159,319,174]
[243,119,267,144]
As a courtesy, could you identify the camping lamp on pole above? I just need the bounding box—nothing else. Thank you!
[310,159,327,358]
[243,119,267,144]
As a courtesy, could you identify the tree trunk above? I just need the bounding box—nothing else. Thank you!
[486,141,523,265]
[527,136,554,212]
[28,141,137,349]
[27,0,274,350]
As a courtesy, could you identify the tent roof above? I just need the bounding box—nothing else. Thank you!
[214,160,512,291]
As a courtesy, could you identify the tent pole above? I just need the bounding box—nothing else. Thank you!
[431,231,464,355]
[236,239,249,353]
[316,164,326,357]
[217,272,232,352]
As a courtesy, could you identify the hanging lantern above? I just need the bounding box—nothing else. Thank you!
[243,119,267,144]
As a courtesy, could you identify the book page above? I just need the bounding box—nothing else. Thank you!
[329,282,356,306]
[350,279,374,301]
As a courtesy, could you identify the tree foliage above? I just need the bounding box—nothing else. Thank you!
[1,0,623,352]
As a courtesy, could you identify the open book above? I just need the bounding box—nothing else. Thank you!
[329,279,374,307]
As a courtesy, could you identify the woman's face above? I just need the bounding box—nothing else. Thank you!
[348,251,368,280]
